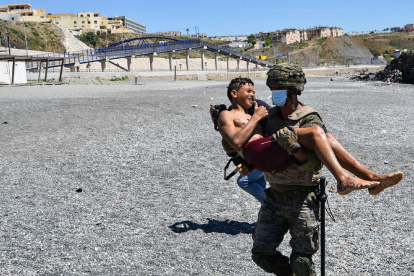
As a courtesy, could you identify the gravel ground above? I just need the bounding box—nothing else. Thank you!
[0,76,413,276]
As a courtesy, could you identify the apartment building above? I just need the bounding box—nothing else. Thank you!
[300,30,308,41]
[269,29,300,45]
[1,3,146,36]
[182,33,207,39]
[152,31,182,36]
[118,16,146,34]
[0,3,48,22]
[403,24,414,31]
[255,26,342,45]
[210,35,247,42]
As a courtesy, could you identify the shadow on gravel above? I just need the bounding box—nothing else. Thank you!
[169,219,254,235]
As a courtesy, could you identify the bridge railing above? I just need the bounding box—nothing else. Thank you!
[25,39,274,70]
[201,41,274,67]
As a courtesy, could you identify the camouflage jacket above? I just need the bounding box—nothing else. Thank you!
[264,105,324,193]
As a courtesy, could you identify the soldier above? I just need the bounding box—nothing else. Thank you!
[218,77,402,197]
[235,65,403,275]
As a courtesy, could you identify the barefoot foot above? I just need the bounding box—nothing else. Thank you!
[368,172,404,195]
[337,176,380,196]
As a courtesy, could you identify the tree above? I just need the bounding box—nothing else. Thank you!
[264,36,272,47]
[247,34,256,46]
[79,32,98,47]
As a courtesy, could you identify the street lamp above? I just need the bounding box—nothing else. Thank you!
[195,26,199,39]
[121,24,124,51]
[18,12,28,56]
[45,39,48,52]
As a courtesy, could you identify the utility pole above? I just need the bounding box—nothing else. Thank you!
[19,12,28,56]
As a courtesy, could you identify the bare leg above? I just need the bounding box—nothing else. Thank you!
[295,126,380,195]
[326,133,403,195]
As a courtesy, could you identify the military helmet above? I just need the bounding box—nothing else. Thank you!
[266,64,307,92]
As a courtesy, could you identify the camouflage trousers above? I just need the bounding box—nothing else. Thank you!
[252,186,320,256]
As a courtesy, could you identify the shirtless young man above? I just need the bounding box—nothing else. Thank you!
[218,77,403,195]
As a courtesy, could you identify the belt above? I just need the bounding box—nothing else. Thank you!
[274,186,317,197]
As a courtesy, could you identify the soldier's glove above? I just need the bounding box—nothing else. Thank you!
[272,126,301,154]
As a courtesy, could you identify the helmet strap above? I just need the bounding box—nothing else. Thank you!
[288,89,295,111]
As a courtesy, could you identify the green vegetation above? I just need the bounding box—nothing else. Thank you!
[360,38,394,56]
[264,36,272,47]
[0,19,65,51]
[247,34,256,45]
[79,32,99,47]
[316,37,328,46]
[109,76,129,81]
[389,40,414,50]
[369,48,380,57]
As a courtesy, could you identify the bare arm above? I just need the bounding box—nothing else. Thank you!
[218,103,268,151]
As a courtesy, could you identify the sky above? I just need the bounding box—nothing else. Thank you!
[28,0,414,36]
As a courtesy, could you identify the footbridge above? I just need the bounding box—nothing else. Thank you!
[25,37,275,72]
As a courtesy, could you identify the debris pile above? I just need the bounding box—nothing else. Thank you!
[375,51,414,84]
[349,69,376,81]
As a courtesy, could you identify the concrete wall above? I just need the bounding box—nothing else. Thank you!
[0,61,27,84]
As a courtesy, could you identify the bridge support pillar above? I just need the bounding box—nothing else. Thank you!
[215,52,218,70]
[127,58,132,72]
[101,61,107,72]
[237,59,240,72]
[186,50,190,71]
[201,49,205,71]
[169,52,173,71]
[226,56,229,72]
[150,55,154,71]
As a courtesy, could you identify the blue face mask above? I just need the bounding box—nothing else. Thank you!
[272,90,288,106]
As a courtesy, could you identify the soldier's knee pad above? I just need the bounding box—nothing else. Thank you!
[290,253,313,276]
[251,250,291,276]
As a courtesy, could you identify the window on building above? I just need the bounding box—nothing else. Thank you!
[94,20,97,24]
[80,15,83,17]
[74,21,77,23]
[82,21,85,23]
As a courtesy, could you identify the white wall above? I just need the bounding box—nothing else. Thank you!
[0,61,27,84]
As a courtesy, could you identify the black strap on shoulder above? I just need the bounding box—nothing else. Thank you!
[224,158,237,180]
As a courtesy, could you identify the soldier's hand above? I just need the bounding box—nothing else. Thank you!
[253,101,268,121]
[273,126,300,154]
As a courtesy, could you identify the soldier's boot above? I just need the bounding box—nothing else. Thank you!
[252,250,292,276]
[290,253,315,276]
[273,126,301,154]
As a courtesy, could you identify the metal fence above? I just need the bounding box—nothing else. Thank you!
[24,39,275,70]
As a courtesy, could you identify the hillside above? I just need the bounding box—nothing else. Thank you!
[1,19,413,65]
[0,19,66,52]
[246,32,414,66]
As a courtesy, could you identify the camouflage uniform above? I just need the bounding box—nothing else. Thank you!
[252,104,325,276]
